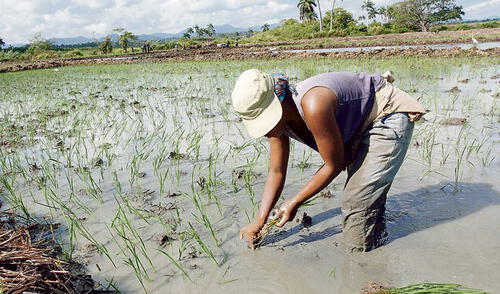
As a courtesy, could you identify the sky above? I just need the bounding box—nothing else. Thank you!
[1,0,499,44]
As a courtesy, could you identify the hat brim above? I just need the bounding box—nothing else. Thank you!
[241,93,282,138]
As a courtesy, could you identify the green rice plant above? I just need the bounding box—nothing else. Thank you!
[157,248,193,282]
[152,144,170,196]
[205,153,223,214]
[242,166,258,217]
[188,222,219,266]
[0,175,31,220]
[186,129,203,161]
[111,203,154,269]
[184,177,220,247]
[67,211,116,267]
[297,149,312,171]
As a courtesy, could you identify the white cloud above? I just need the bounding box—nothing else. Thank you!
[465,0,500,12]
[0,0,498,44]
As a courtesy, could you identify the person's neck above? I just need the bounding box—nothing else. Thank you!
[283,96,301,124]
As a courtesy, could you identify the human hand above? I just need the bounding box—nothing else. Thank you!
[240,220,265,249]
[274,198,300,227]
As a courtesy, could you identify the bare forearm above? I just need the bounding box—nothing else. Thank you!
[256,171,286,224]
[292,164,341,205]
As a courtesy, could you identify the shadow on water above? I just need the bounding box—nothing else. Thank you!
[384,181,500,243]
[263,182,499,247]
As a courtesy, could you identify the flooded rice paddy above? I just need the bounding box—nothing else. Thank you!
[282,41,500,54]
[0,57,499,293]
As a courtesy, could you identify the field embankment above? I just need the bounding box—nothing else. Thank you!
[1,28,499,73]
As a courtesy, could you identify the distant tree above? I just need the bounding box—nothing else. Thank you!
[99,35,113,54]
[378,6,389,22]
[186,27,194,37]
[297,0,318,22]
[113,28,137,52]
[183,32,191,39]
[324,8,355,30]
[246,29,255,37]
[329,0,343,31]
[261,23,270,32]
[206,24,216,38]
[385,0,464,32]
[29,32,52,51]
[362,0,378,20]
[0,38,5,48]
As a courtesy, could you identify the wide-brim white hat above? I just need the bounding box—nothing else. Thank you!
[231,69,282,138]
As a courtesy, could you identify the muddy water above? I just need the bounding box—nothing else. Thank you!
[0,58,499,293]
[282,41,500,53]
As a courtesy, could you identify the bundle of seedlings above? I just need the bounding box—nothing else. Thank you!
[362,282,488,294]
[253,196,317,248]
[0,216,115,294]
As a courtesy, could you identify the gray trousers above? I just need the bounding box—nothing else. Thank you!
[342,112,414,252]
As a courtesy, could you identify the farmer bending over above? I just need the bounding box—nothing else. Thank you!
[232,69,425,252]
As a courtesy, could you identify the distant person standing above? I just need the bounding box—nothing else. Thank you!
[142,42,152,53]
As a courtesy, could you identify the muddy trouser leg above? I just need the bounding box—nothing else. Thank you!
[342,112,414,252]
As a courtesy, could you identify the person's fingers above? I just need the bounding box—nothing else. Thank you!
[270,208,281,220]
[276,213,289,227]
[245,234,256,250]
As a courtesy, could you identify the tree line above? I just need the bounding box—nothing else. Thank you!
[297,0,465,33]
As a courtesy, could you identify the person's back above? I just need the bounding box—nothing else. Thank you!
[293,72,385,144]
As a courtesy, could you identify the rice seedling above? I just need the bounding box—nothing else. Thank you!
[188,222,219,266]
[157,248,193,282]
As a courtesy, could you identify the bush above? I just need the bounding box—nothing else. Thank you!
[456,24,472,30]
[64,49,83,57]
[33,51,59,60]
[0,50,26,61]
[247,19,319,42]
[479,21,500,29]
[368,22,385,35]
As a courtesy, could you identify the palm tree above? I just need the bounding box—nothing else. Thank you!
[193,25,204,38]
[297,0,317,22]
[99,35,113,54]
[186,27,194,38]
[0,38,5,48]
[261,23,270,32]
[206,24,216,38]
[362,0,378,20]
[119,31,137,52]
[317,0,323,31]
